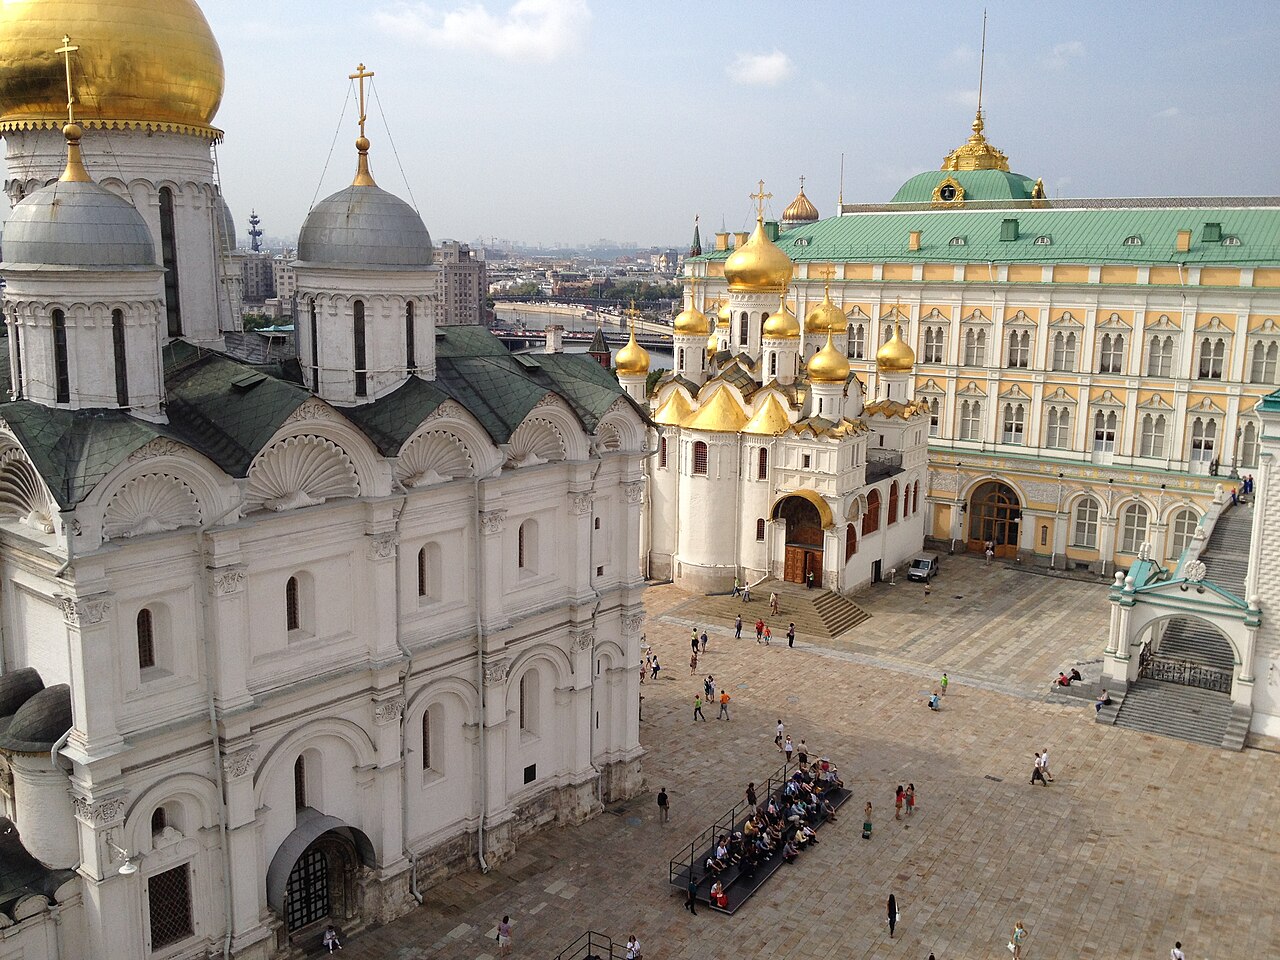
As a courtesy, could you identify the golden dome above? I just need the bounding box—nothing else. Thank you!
[705,330,719,362]
[0,0,225,138]
[941,110,1009,173]
[723,218,793,293]
[717,299,732,328]
[761,295,800,340]
[877,323,916,373]
[685,387,749,433]
[807,331,851,384]
[782,181,819,223]
[653,389,694,426]
[614,323,650,376]
[673,299,709,336]
[804,284,847,335]
[743,393,792,435]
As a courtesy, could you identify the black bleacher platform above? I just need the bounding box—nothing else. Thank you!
[667,761,851,915]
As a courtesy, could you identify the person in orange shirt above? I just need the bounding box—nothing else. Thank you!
[718,690,731,720]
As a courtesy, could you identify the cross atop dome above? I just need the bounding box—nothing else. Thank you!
[349,62,378,186]
[750,180,772,221]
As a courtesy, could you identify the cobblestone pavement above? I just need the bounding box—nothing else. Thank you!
[351,563,1279,960]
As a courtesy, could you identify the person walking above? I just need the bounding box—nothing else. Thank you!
[939,672,949,696]
[1031,753,1047,785]
[755,618,765,643]
[689,651,698,675]
[700,631,708,654]
[704,675,715,702]
[741,581,752,602]
[734,614,742,639]
[625,934,642,960]
[763,624,772,645]
[650,655,660,681]
[718,690,731,720]
[894,785,904,819]
[657,787,669,823]
[774,719,785,750]
[685,877,698,914]
[905,783,916,816]
[497,916,513,957]
[786,623,795,647]
[984,540,995,564]
[693,695,706,721]
[769,591,779,615]
[1170,941,1185,960]
[1010,920,1027,958]
[731,576,741,598]
[1040,747,1054,782]
[745,782,758,807]
[862,801,873,839]
[690,628,698,650]
[796,739,808,765]
[806,568,814,590]
[783,735,794,764]
[887,893,898,939]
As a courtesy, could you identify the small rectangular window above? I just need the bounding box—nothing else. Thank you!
[523,763,537,784]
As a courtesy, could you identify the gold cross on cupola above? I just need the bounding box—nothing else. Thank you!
[349,62,375,140]
[750,180,772,221]
[55,35,78,123]
[348,62,377,186]
[54,35,90,183]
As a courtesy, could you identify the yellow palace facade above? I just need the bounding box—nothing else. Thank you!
[687,112,1280,573]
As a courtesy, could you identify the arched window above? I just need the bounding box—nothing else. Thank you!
[1001,403,1025,444]
[1046,407,1071,449]
[1147,335,1174,377]
[519,671,539,733]
[309,299,319,388]
[862,489,881,535]
[52,309,70,403]
[739,313,748,346]
[757,447,768,480]
[1006,330,1030,368]
[902,482,911,516]
[421,707,433,771]
[923,326,945,363]
[417,543,441,600]
[1119,503,1150,554]
[1250,340,1278,384]
[1189,417,1217,462]
[658,436,668,468]
[1092,410,1118,452]
[850,324,865,359]
[928,398,940,437]
[913,480,920,514]
[845,524,857,560]
[293,755,307,808]
[959,399,982,440]
[677,347,685,369]
[1072,497,1100,548]
[692,441,708,475]
[1051,331,1077,372]
[1241,421,1260,468]
[406,300,417,373]
[10,308,23,400]
[285,576,301,632]
[963,328,986,366]
[1098,333,1125,373]
[137,608,155,670]
[151,807,167,835]
[1168,509,1199,558]
[518,519,538,573]
[112,309,129,406]
[888,482,899,524]
[353,299,367,397]
[1197,337,1226,380]
[1139,414,1167,458]
[158,186,182,336]
[755,517,766,541]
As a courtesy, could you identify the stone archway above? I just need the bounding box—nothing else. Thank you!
[267,808,375,939]
[773,494,825,587]
[967,480,1021,558]
[1142,615,1236,694]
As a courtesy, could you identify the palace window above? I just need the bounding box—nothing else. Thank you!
[309,299,319,389]
[1168,509,1199,558]
[962,328,986,366]
[406,301,417,373]
[137,608,156,671]
[1197,336,1226,380]
[52,309,70,403]
[1046,407,1071,449]
[1072,497,1100,548]
[1189,417,1217,462]
[658,436,668,468]
[1098,333,1125,374]
[1139,414,1167,458]
[353,299,367,397]
[692,441,708,475]
[1093,411,1118,452]
[959,399,982,441]
[928,398,940,437]
[739,313,748,346]
[769,352,777,378]
[677,347,685,369]
[1123,235,1143,246]
[1051,331,1076,372]
[285,576,301,632]
[148,863,194,950]
[1006,330,1030,368]
[1241,421,1260,469]
[1250,340,1278,384]
[756,518,766,541]
[418,543,441,600]
[112,310,129,407]
[1119,503,1149,554]
[850,324,865,360]
[923,326,945,363]
[888,482,899,524]
[421,707,433,771]
[862,489,881,536]
[757,447,768,480]
[845,525,857,561]
[518,519,538,573]
[519,671,539,734]
[1147,335,1175,377]
[294,755,307,808]
[1001,403,1026,444]
[158,186,183,336]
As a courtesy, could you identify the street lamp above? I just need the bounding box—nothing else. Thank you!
[106,839,142,877]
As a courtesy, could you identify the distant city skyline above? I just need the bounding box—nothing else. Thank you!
[6,0,1279,247]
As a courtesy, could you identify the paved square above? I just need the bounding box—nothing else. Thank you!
[353,559,1279,959]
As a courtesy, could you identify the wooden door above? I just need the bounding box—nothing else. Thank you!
[804,551,823,588]
[784,546,805,584]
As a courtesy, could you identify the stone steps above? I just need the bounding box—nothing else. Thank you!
[1158,618,1236,672]
[1110,678,1234,748]
[683,580,871,642]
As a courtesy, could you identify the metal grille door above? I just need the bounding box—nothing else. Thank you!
[285,847,330,931]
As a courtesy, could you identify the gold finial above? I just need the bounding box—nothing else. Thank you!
[349,62,377,186]
[749,179,773,221]
[54,36,90,183]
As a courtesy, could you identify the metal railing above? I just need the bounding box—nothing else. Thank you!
[1140,655,1233,694]
[550,930,625,960]
[667,758,795,887]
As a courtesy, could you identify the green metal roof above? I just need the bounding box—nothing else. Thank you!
[1259,388,1280,413]
[339,376,450,456]
[890,169,1038,204]
[695,205,1280,267]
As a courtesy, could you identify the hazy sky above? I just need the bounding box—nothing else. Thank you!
[63,1,1280,246]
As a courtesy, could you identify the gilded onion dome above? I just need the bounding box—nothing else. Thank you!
[717,299,732,329]
[614,322,650,376]
[0,0,225,138]
[673,298,710,336]
[807,331,851,384]
[706,330,719,362]
[804,284,846,335]
[723,218,793,293]
[877,323,916,373]
[781,180,819,223]
[761,295,800,340]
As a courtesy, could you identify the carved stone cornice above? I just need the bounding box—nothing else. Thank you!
[58,594,111,628]
[622,481,644,505]
[285,397,338,424]
[483,659,511,685]
[72,793,128,828]
[126,438,186,463]
[223,747,258,780]
[367,533,399,561]
[621,612,645,636]
[479,509,507,536]
[212,568,246,597]
[569,492,595,516]
[373,697,407,725]
[569,629,595,653]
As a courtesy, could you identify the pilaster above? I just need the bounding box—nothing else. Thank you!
[60,591,122,761]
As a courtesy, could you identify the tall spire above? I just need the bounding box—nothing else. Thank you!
[690,215,702,257]
[54,35,90,183]
[976,9,987,127]
[349,62,377,187]
[940,11,1010,172]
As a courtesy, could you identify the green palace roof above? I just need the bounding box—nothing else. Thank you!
[891,169,1039,204]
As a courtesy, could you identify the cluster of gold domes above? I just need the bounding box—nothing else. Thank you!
[804,284,846,335]
[0,0,225,138]
[761,295,800,340]
[781,181,819,223]
[941,109,1009,172]
[807,331,851,384]
[877,323,916,372]
[724,218,793,293]
[614,321,650,376]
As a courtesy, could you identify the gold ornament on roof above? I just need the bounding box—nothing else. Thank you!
[0,0,225,139]
[724,180,794,293]
[941,109,1010,172]
[804,283,846,335]
[54,36,90,183]
[673,277,710,335]
[614,317,650,376]
[807,331,851,384]
[349,63,378,186]
[877,322,916,373]
[782,176,819,223]
[762,293,801,340]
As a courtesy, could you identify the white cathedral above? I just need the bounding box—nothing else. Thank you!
[0,2,646,957]
[611,203,930,595]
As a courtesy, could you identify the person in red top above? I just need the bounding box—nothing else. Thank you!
[754,618,765,643]
[894,785,905,820]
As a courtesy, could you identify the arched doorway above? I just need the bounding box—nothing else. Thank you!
[1143,616,1235,694]
[267,809,375,940]
[967,481,1021,557]
[772,493,827,587]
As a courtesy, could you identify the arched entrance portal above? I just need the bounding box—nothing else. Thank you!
[1141,616,1236,694]
[772,493,826,587]
[267,808,375,938]
[967,481,1021,558]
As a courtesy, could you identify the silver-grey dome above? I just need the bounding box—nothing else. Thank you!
[1,181,155,269]
[217,195,237,253]
[296,184,432,269]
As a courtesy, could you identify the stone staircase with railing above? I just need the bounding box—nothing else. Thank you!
[1110,678,1235,748]
[688,579,871,641]
[1198,502,1252,599]
[1156,618,1236,672]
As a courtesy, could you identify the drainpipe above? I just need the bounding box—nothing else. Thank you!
[472,463,504,873]
[387,494,423,905]
[196,499,246,960]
